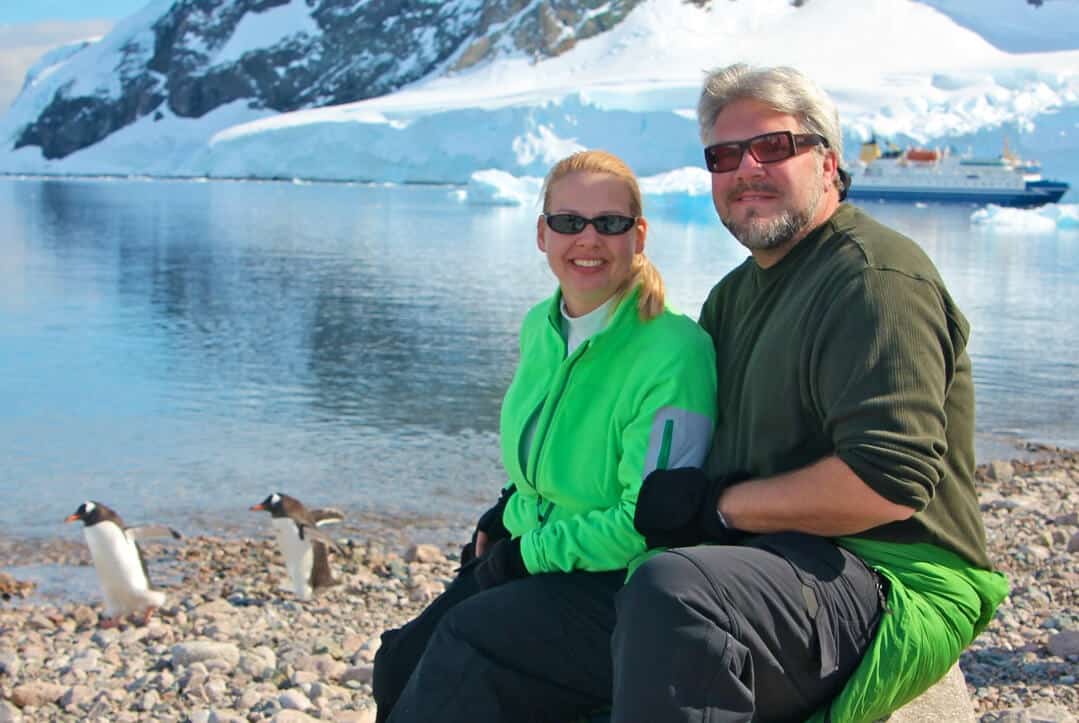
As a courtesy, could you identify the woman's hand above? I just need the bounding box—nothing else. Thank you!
[459,487,515,566]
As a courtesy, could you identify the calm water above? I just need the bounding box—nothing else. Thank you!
[2,177,1077,542]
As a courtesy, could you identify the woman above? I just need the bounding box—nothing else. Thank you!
[373,150,717,722]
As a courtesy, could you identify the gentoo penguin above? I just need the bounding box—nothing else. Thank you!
[250,493,344,600]
[64,500,182,628]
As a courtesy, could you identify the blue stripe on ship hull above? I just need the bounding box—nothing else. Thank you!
[848,182,1069,208]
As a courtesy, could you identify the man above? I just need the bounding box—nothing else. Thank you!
[612,64,1009,723]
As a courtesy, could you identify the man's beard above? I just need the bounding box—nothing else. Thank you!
[721,177,823,251]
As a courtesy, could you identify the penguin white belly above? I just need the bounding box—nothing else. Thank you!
[272,517,314,600]
[83,523,165,618]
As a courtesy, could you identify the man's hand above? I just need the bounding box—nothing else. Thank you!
[634,468,746,549]
[473,538,527,589]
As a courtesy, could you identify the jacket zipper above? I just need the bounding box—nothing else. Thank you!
[529,333,589,526]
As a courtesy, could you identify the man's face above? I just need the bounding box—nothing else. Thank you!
[708,98,835,261]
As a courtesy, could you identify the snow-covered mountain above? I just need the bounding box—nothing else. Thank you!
[2,0,1077,198]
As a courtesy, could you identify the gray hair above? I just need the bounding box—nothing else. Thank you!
[697,64,848,195]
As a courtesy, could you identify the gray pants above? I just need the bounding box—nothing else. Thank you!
[376,567,624,723]
[612,532,885,723]
[377,533,882,722]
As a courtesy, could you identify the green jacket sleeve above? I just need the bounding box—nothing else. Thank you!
[519,348,716,574]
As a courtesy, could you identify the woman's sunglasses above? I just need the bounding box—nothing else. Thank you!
[543,213,637,235]
[703,130,828,174]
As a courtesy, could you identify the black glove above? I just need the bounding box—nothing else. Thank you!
[473,538,527,589]
[634,468,747,549]
[460,487,515,566]
[476,487,512,541]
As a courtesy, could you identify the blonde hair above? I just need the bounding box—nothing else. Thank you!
[540,150,665,321]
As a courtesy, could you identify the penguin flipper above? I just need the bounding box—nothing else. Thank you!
[311,508,345,526]
[126,525,183,541]
[134,542,154,588]
[298,523,344,555]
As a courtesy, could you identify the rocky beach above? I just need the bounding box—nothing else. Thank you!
[1,449,1076,722]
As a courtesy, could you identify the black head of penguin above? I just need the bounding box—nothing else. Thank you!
[249,492,304,519]
[64,500,123,527]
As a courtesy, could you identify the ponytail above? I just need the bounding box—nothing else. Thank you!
[613,252,665,321]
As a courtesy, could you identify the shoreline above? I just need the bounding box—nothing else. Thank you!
[1,448,1077,721]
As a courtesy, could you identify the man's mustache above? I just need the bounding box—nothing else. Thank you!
[728,182,780,203]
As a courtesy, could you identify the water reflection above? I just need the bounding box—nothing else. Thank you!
[2,179,1077,538]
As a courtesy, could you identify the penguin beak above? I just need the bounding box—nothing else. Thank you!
[64,514,79,523]
[250,504,266,511]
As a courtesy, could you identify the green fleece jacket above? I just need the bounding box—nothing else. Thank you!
[501,287,717,575]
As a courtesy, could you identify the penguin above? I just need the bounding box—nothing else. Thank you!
[250,493,344,600]
[64,500,182,628]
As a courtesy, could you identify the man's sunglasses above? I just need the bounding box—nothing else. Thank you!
[543,213,637,235]
[703,130,828,174]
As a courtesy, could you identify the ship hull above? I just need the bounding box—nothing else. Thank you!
[850,182,1070,208]
[848,180,1069,208]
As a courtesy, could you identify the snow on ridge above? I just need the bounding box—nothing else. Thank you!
[2,0,1078,198]
[0,0,175,142]
[211,0,321,67]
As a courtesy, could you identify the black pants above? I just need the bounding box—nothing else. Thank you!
[611,533,885,723]
[373,564,625,723]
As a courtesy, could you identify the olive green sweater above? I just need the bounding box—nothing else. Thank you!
[700,204,990,568]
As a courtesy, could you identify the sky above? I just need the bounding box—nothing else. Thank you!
[1,0,1077,206]
[0,1,148,110]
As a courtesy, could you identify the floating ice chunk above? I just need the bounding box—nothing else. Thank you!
[464,169,543,206]
[970,203,1078,231]
[639,168,712,197]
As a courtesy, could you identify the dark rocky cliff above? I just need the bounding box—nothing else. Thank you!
[14,0,659,159]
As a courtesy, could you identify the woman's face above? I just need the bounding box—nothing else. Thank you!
[537,171,647,318]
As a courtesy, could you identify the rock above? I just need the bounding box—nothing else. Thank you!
[208,711,247,723]
[272,710,320,722]
[239,646,277,680]
[1025,703,1077,723]
[1047,629,1079,658]
[61,684,95,710]
[1067,531,1079,554]
[192,599,236,620]
[71,605,98,627]
[405,544,444,564]
[334,711,376,723]
[987,461,1015,484]
[340,664,373,686]
[10,680,66,707]
[986,712,1031,722]
[0,572,35,598]
[294,653,346,681]
[277,689,313,711]
[0,699,22,723]
[988,705,1079,723]
[887,664,976,723]
[172,641,241,668]
[0,650,20,677]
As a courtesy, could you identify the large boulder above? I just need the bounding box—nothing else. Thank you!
[887,664,976,723]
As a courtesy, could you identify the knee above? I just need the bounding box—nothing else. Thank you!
[617,551,720,627]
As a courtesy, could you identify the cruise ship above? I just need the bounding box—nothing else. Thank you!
[846,139,1070,208]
